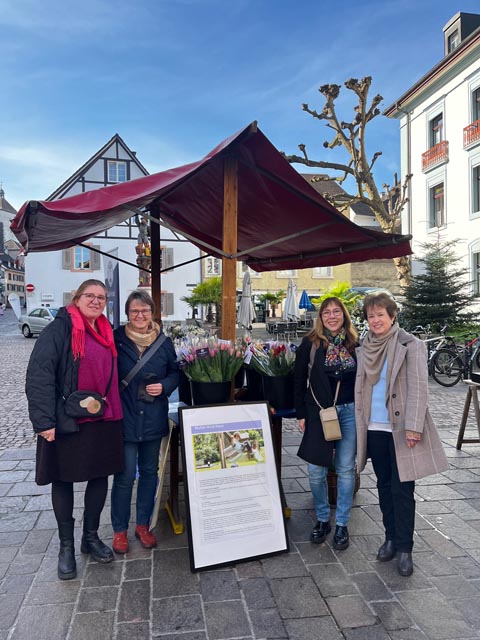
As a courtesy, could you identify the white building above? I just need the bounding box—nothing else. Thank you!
[385,12,480,290]
[24,134,201,320]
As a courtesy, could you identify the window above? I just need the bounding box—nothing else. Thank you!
[238,262,260,278]
[205,257,221,277]
[107,161,127,183]
[62,245,101,271]
[448,31,459,53]
[473,251,480,296]
[160,247,174,271]
[276,270,296,277]
[473,87,480,123]
[429,183,445,228]
[312,266,333,278]
[160,292,174,315]
[473,165,480,214]
[429,113,443,148]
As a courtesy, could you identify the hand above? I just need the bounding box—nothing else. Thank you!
[405,429,421,449]
[298,419,305,433]
[146,383,163,397]
[39,428,56,442]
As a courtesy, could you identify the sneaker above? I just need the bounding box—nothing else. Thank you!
[135,525,157,549]
[333,525,349,550]
[310,520,331,544]
[112,531,129,554]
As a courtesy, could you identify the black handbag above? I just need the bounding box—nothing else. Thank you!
[64,356,114,419]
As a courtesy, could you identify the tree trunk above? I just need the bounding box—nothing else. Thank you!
[393,255,411,290]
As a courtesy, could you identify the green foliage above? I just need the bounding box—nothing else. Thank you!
[186,277,223,325]
[311,282,363,318]
[257,291,285,318]
[402,238,474,331]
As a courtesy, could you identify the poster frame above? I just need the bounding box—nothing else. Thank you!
[179,400,289,572]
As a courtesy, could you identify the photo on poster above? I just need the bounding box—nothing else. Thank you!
[180,401,288,571]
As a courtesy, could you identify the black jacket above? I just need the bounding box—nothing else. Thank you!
[26,307,79,434]
[294,335,357,467]
[114,326,179,442]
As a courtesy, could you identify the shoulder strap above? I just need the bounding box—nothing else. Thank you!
[307,340,341,408]
[120,334,167,391]
[103,354,115,399]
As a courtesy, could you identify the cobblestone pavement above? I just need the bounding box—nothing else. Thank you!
[1,313,480,639]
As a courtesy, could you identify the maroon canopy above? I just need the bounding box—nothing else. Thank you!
[11,122,411,271]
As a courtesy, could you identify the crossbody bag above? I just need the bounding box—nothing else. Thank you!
[308,342,342,441]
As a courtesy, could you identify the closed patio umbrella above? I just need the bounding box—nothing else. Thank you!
[299,289,314,311]
[283,279,300,321]
[237,271,255,329]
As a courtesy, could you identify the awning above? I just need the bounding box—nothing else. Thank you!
[11,122,411,271]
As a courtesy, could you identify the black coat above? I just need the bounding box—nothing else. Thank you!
[294,336,356,467]
[114,326,179,442]
[26,307,79,435]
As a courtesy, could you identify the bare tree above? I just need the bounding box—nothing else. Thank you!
[284,76,412,287]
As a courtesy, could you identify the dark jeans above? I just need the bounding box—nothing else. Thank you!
[367,431,415,553]
[111,439,162,532]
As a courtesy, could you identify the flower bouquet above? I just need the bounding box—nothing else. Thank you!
[176,337,245,383]
[247,341,296,377]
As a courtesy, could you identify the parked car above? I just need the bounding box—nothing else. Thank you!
[349,287,402,310]
[18,307,58,338]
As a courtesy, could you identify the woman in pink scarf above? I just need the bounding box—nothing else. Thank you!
[26,279,124,580]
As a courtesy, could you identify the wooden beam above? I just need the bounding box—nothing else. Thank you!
[150,204,162,323]
[221,156,238,341]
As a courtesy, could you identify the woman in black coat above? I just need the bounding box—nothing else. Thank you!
[111,290,179,553]
[294,297,358,550]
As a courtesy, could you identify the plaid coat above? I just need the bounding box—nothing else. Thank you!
[355,329,448,482]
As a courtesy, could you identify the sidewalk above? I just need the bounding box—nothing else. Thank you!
[1,321,480,639]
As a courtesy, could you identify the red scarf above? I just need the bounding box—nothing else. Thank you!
[66,304,117,360]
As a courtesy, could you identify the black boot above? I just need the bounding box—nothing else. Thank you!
[80,515,114,563]
[58,519,77,580]
[310,521,331,544]
[377,539,396,562]
[333,525,349,551]
[397,552,413,577]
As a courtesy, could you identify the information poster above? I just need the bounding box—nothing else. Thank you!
[179,401,289,571]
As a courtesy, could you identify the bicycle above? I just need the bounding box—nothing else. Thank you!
[430,333,480,387]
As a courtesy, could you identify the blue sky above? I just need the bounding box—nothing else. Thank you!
[1,0,479,210]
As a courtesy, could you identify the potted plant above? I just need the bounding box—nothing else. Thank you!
[176,337,245,405]
[247,341,296,410]
[257,291,285,319]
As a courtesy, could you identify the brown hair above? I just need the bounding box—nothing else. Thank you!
[362,292,398,320]
[307,297,358,350]
[72,279,107,304]
[125,289,155,316]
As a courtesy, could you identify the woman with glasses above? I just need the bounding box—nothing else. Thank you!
[111,290,179,553]
[26,279,124,580]
[294,297,358,550]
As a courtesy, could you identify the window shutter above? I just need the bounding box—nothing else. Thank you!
[91,245,101,270]
[166,248,174,270]
[63,291,73,306]
[167,293,174,316]
[62,249,71,270]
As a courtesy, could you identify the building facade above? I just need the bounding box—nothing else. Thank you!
[24,134,201,320]
[385,12,480,291]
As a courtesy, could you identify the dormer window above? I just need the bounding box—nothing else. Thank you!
[447,30,459,52]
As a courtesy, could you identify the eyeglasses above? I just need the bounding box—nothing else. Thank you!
[129,309,152,317]
[322,309,343,318]
[81,293,107,303]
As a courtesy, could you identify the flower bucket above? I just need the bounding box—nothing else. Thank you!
[190,380,232,406]
[245,367,264,401]
[178,370,192,405]
[261,374,294,411]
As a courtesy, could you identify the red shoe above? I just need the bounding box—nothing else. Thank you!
[135,525,157,549]
[112,531,129,554]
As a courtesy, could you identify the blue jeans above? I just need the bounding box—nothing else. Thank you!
[111,439,162,532]
[308,402,356,526]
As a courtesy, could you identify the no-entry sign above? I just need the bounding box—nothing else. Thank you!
[25,283,35,293]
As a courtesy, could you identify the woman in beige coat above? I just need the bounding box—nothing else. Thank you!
[355,293,448,577]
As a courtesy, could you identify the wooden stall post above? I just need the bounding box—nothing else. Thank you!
[221,156,238,342]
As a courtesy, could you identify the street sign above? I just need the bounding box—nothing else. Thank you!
[25,283,35,293]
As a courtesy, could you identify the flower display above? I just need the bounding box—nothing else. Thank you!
[247,341,297,377]
[175,336,245,383]
[166,324,207,339]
